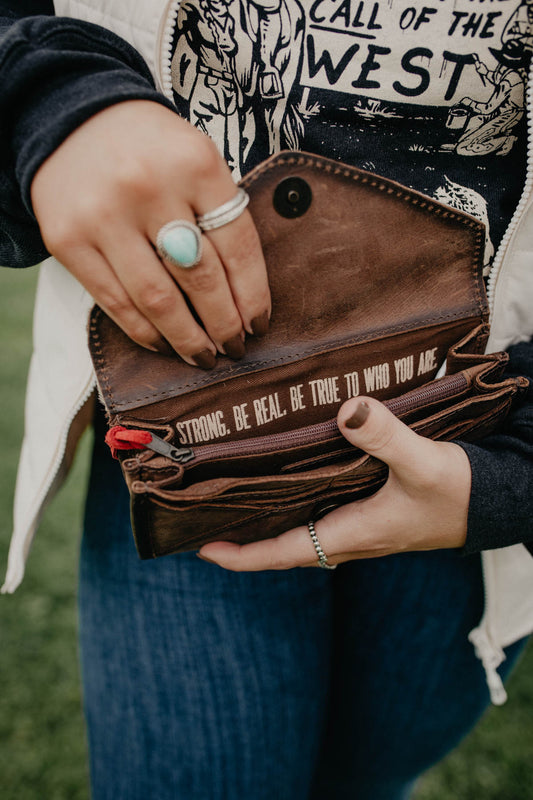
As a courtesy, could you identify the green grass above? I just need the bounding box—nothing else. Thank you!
[0,266,90,800]
[0,267,532,799]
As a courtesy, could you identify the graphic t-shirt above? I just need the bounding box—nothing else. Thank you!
[170,0,533,273]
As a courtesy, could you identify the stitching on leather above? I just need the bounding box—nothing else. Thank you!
[108,316,480,408]
[240,152,487,233]
[89,308,116,409]
[240,152,487,319]
[92,153,487,412]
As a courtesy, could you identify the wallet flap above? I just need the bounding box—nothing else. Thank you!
[89,151,487,415]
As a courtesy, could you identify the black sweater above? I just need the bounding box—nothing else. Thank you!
[1,0,532,556]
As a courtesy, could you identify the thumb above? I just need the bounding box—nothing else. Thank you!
[337,396,434,477]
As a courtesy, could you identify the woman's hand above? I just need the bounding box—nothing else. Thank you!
[31,100,270,365]
[197,396,471,570]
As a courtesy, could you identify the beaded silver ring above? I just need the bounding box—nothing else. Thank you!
[307,520,337,570]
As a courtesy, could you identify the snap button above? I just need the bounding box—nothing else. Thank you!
[273,177,312,218]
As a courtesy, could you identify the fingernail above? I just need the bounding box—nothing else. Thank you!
[197,553,217,564]
[251,311,269,337]
[192,349,217,369]
[345,401,370,429]
[223,334,245,360]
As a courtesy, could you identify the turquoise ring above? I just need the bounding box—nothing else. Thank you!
[156,220,202,269]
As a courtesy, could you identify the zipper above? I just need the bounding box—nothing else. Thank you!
[158,0,181,100]
[486,60,533,317]
[143,434,194,463]
[450,63,533,704]
[124,372,468,465]
[1,372,96,594]
[37,376,96,495]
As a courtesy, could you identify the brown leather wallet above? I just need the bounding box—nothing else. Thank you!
[88,152,527,559]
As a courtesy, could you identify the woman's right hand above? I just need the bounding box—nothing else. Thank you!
[30,100,270,366]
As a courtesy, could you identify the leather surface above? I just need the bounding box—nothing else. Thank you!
[90,151,487,420]
[123,343,526,557]
[128,382,523,559]
[87,152,525,560]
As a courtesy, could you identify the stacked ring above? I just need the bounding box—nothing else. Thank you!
[197,188,249,231]
[156,188,250,270]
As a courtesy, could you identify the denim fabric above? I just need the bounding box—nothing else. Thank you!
[79,430,526,800]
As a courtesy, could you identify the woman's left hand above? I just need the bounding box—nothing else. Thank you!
[197,396,471,571]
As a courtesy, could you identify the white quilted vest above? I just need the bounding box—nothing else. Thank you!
[54,0,170,82]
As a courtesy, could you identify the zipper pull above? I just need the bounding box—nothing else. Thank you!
[144,432,195,463]
[105,425,194,463]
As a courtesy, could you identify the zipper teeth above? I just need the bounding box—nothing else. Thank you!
[190,419,341,460]
[486,62,533,316]
[386,372,466,413]
[159,0,181,100]
[21,376,95,529]
[173,373,468,463]
[2,374,96,594]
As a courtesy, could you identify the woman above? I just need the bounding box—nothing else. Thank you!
[1,1,533,798]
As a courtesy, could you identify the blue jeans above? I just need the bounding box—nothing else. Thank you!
[79,429,526,800]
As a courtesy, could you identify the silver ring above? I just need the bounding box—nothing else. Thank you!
[197,188,249,231]
[307,520,337,570]
[156,220,202,269]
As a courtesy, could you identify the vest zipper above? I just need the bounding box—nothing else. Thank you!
[1,372,96,594]
[486,59,533,318]
[158,0,181,100]
[477,60,533,697]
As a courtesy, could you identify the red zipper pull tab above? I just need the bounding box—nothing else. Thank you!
[105,426,194,463]
[145,432,195,463]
